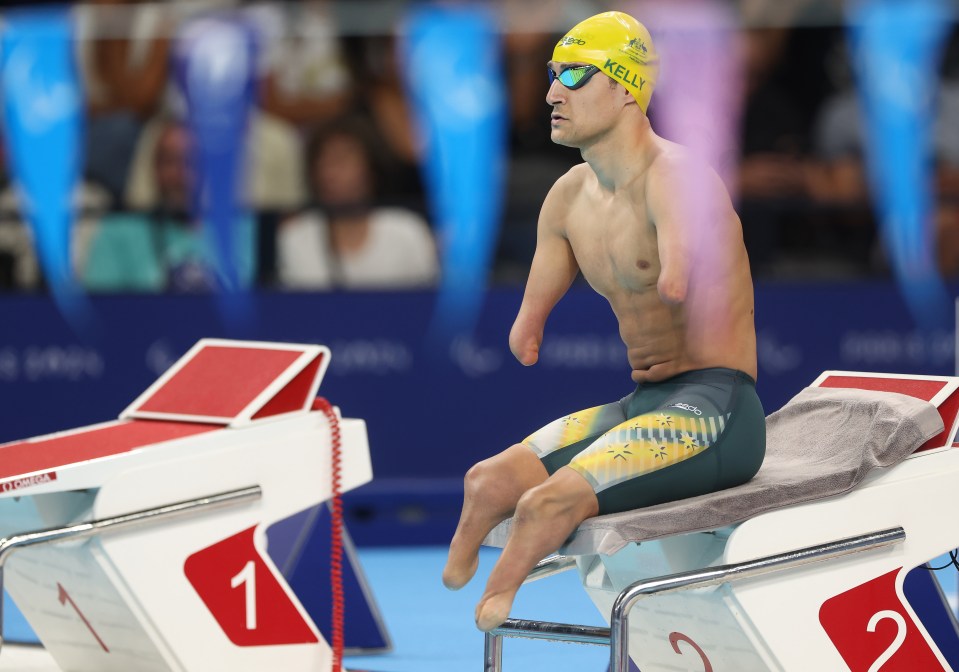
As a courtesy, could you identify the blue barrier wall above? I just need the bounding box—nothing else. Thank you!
[0,283,955,544]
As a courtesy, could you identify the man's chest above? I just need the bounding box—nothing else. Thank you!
[565,201,661,295]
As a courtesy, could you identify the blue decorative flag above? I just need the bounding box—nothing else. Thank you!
[849,0,952,329]
[401,4,508,342]
[174,15,257,328]
[1,7,89,329]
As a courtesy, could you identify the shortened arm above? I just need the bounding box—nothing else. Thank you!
[509,181,579,365]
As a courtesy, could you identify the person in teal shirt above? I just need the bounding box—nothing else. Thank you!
[82,118,256,292]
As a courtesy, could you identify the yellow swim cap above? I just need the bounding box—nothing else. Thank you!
[553,12,659,114]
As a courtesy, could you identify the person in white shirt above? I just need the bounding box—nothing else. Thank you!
[240,0,354,129]
[276,117,439,289]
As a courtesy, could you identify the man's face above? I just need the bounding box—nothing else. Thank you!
[154,125,195,213]
[546,60,619,148]
[312,134,372,207]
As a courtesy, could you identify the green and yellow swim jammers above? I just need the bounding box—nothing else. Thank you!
[523,368,766,515]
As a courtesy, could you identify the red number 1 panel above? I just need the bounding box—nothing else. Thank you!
[184,526,319,647]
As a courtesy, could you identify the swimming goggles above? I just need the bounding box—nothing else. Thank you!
[547,64,601,90]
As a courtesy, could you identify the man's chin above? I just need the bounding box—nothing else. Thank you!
[549,129,576,148]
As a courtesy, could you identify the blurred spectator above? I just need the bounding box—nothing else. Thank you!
[0,186,111,292]
[0,129,112,291]
[810,35,959,277]
[494,0,579,283]
[242,0,355,131]
[82,118,256,292]
[730,22,879,279]
[276,117,438,290]
[75,0,171,205]
[501,0,566,155]
[736,28,824,276]
[124,110,305,214]
[122,7,308,215]
[938,204,959,276]
[738,29,808,202]
[343,33,425,208]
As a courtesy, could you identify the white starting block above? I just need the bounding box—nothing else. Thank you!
[485,371,959,672]
[0,339,374,672]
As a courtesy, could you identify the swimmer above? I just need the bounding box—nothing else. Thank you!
[442,11,765,632]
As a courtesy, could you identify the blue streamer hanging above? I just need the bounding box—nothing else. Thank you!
[849,0,953,329]
[1,7,90,330]
[402,4,508,343]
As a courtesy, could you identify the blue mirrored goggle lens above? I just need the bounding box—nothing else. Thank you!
[547,65,598,89]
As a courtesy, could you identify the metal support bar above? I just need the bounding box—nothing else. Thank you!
[483,555,591,671]
[484,627,503,671]
[483,525,905,672]
[485,620,612,672]
[608,526,904,671]
[524,554,577,583]
[493,619,612,646]
[0,485,262,656]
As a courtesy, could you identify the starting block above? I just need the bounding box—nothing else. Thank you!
[0,339,383,672]
[485,371,959,672]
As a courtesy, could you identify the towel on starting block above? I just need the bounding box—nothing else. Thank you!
[484,387,943,556]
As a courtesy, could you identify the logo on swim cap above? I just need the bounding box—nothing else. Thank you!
[558,36,586,47]
[627,38,648,54]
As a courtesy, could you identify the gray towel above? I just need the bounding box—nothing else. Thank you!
[484,387,944,556]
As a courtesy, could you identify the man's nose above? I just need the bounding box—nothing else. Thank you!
[546,78,565,105]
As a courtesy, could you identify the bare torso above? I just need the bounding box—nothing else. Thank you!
[561,143,757,383]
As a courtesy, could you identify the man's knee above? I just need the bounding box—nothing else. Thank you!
[464,444,543,494]
[463,460,495,496]
[514,487,553,523]
[463,452,512,495]
[514,473,598,523]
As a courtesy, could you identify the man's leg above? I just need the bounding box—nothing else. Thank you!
[474,466,598,631]
[442,444,549,590]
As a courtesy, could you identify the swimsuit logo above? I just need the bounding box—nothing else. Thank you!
[602,58,645,90]
[669,403,702,416]
[558,36,586,47]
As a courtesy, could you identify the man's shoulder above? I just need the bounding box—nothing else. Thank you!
[537,164,592,233]
[559,162,592,185]
[648,141,698,176]
[647,141,724,192]
[645,140,734,217]
[549,163,592,200]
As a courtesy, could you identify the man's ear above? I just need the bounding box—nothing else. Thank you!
[608,79,636,110]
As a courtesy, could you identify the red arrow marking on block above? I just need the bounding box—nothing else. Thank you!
[57,583,110,653]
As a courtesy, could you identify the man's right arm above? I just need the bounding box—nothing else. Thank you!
[509,175,580,366]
